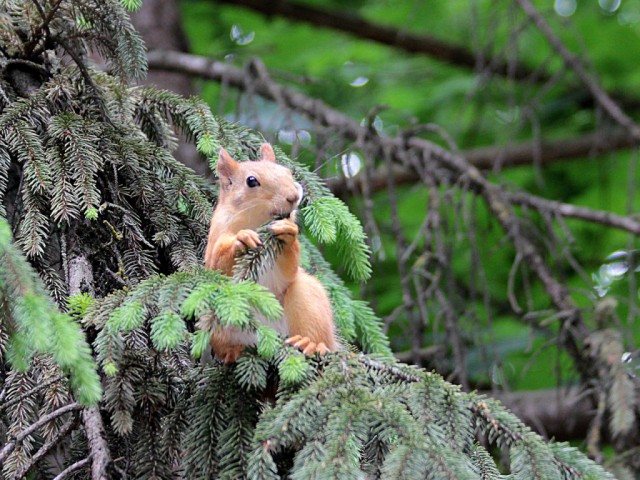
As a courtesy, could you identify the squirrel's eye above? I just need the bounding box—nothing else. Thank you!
[246,176,260,188]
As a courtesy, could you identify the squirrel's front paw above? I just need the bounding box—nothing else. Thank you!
[285,335,329,356]
[235,229,262,252]
[271,219,298,242]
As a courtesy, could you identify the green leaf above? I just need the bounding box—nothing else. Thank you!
[85,207,99,220]
[109,301,146,331]
[302,196,371,281]
[67,292,94,317]
[196,133,218,157]
[103,362,119,377]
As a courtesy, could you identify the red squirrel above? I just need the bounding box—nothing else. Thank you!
[204,143,337,362]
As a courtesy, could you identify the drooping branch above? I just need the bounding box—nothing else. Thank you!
[15,416,79,479]
[147,50,640,236]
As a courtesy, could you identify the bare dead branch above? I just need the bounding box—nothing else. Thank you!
[0,403,81,463]
[147,50,640,238]
[506,192,640,236]
[326,128,636,195]
[394,345,446,363]
[53,456,92,480]
[67,251,112,480]
[147,50,636,170]
[81,407,111,480]
[16,415,78,479]
[492,387,594,441]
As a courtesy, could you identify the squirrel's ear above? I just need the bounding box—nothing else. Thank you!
[260,143,276,163]
[217,148,238,178]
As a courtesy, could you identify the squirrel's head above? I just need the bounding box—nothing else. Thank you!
[216,143,303,230]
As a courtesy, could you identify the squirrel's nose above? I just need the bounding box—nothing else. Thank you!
[286,192,300,205]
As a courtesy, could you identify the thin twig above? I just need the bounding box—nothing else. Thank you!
[356,354,421,383]
[24,0,65,57]
[0,374,64,411]
[16,415,79,478]
[0,402,81,463]
[53,456,92,480]
[517,0,640,140]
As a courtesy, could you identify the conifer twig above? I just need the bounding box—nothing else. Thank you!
[356,354,421,383]
[232,224,284,283]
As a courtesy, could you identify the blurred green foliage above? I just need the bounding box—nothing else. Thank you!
[179,0,639,393]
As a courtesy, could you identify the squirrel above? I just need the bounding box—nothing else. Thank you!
[204,143,337,363]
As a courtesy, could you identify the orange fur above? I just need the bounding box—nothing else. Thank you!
[204,144,337,362]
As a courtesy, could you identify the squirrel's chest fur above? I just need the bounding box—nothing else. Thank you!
[258,263,289,300]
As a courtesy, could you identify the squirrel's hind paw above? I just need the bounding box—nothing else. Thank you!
[285,335,329,356]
